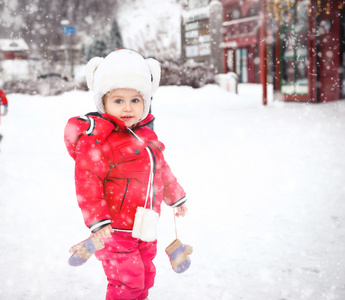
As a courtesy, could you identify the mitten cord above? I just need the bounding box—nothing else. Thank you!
[173,208,178,240]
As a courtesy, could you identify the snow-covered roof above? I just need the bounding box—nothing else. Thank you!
[182,6,210,24]
[0,39,29,52]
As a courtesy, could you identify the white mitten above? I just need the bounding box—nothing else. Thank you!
[132,207,159,242]
[140,209,159,242]
[132,207,146,239]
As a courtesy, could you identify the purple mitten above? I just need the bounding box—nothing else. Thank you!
[165,239,193,273]
[68,237,104,266]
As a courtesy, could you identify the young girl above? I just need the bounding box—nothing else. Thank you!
[64,49,188,300]
[0,88,8,120]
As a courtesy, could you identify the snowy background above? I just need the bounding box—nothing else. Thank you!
[1,83,345,299]
[115,0,182,59]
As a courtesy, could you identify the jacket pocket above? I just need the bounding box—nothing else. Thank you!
[119,178,129,212]
[117,141,149,174]
[117,141,147,161]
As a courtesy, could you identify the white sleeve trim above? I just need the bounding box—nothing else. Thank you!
[89,219,111,232]
[170,196,187,208]
[78,115,95,136]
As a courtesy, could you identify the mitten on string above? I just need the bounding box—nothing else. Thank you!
[165,239,193,273]
[132,207,146,239]
[132,207,159,242]
[68,236,104,266]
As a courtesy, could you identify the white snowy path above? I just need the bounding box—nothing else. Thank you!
[0,84,345,300]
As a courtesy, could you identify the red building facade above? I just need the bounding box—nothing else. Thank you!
[221,0,261,84]
[221,0,345,102]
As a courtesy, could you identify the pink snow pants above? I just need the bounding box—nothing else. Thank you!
[95,231,157,300]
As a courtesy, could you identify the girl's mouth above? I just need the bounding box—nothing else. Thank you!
[121,116,133,120]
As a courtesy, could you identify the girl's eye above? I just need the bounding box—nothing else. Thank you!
[132,98,140,103]
[114,99,123,104]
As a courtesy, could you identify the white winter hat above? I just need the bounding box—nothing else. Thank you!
[85,49,161,122]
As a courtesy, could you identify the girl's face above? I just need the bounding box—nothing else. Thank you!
[104,88,144,127]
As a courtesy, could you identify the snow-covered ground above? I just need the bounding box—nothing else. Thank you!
[1,84,345,300]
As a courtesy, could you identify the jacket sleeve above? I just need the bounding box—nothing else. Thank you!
[74,136,112,232]
[161,161,187,208]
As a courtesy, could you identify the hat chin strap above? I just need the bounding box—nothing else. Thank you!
[137,111,149,123]
[136,100,151,123]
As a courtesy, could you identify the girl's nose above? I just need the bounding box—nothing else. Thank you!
[123,102,132,111]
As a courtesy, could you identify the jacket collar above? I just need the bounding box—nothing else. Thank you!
[101,113,155,131]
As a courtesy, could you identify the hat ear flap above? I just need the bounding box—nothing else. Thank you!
[86,57,104,90]
[146,58,161,96]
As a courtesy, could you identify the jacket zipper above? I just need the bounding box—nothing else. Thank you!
[127,128,157,209]
[147,146,157,207]
[119,178,129,211]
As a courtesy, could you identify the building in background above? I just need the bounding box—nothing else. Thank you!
[0,39,30,82]
[221,0,261,84]
[181,0,224,73]
[270,0,345,102]
[0,39,29,60]
[221,0,345,102]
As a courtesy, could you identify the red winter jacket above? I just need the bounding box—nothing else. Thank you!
[64,112,187,233]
